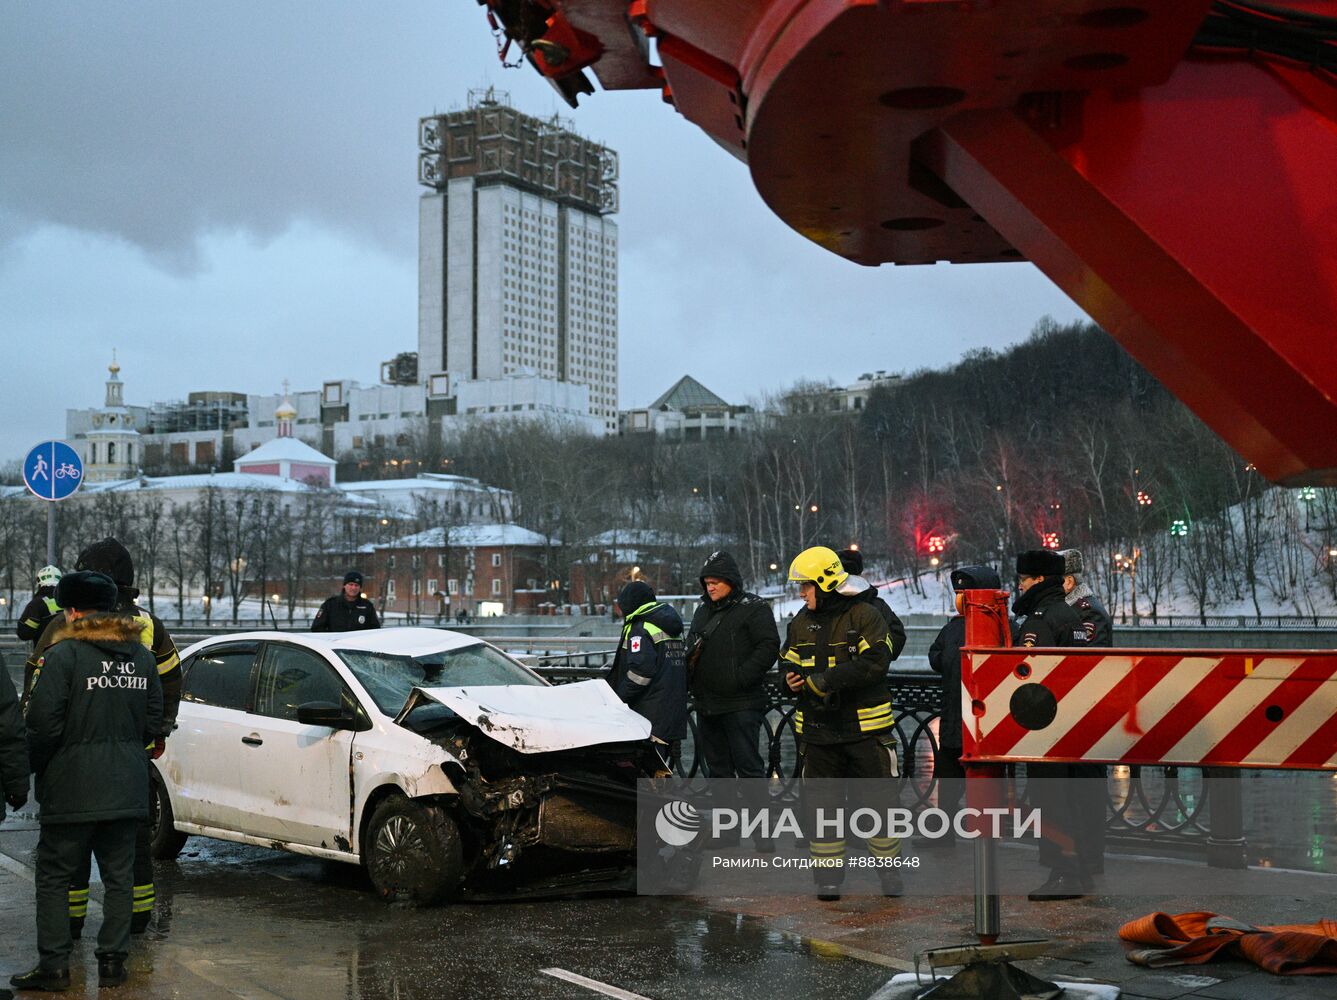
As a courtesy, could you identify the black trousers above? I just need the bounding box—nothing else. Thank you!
[800,734,900,884]
[696,709,766,779]
[36,819,138,969]
[1030,762,1107,877]
[934,745,966,816]
[69,774,153,932]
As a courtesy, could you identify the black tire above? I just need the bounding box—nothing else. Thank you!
[364,795,463,907]
[149,769,188,861]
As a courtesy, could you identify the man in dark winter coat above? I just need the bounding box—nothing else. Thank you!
[25,538,182,940]
[16,566,63,647]
[1058,549,1114,647]
[1058,548,1113,877]
[10,571,162,992]
[783,546,903,899]
[836,548,907,660]
[0,663,28,826]
[610,581,688,760]
[312,571,381,632]
[922,565,1002,845]
[687,551,780,780]
[1012,549,1093,902]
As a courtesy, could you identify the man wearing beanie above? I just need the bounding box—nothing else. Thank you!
[1058,549,1114,647]
[11,571,162,992]
[312,571,381,632]
[609,580,687,764]
[1012,549,1091,902]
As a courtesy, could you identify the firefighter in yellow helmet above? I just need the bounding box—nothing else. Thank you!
[781,546,903,900]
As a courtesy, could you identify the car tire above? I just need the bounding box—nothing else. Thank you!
[364,795,463,907]
[149,769,188,861]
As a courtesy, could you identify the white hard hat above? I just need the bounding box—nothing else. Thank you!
[37,565,62,588]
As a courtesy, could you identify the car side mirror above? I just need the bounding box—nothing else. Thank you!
[297,701,356,730]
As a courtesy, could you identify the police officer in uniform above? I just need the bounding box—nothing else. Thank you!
[1011,549,1093,900]
[1059,548,1114,874]
[782,546,901,900]
[312,571,381,632]
[10,571,162,992]
[16,566,62,648]
[836,548,907,660]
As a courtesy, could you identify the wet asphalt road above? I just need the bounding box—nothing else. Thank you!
[1,827,894,1000]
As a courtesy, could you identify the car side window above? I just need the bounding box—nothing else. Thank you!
[182,646,257,711]
[254,645,353,722]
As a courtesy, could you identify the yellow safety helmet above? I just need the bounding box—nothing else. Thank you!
[788,546,848,593]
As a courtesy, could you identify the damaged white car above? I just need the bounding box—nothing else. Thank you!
[151,628,653,904]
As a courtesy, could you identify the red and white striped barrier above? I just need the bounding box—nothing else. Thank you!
[961,649,1337,770]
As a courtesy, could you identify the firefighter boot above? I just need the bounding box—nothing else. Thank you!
[97,956,127,989]
[9,966,70,992]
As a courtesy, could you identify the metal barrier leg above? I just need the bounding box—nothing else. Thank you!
[1206,767,1248,870]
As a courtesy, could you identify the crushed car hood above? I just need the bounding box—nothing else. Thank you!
[396,680,652,754]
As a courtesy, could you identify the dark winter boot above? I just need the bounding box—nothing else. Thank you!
[67,918,82,942]
[8,966,70,992]
[97,956,127,989]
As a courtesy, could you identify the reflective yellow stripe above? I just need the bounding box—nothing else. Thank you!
[857,703,892,717]
[804,677,827,698]
[782,648,803,664]
[809,840,846,855]
[68,889,89,900]
[43,597,61,614]
[21,618,39,629]
[133,614,154,651]
[856,637,871,654]
[868,837,900,857]
[793,711,803,734]
[157,651,180,675]
[132,884,154,913]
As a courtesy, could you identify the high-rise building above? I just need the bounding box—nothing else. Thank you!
[417,89,620,434]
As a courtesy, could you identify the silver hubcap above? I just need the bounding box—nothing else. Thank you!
[374,814,427,884]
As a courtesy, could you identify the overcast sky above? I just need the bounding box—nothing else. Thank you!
[0,2,1085,465]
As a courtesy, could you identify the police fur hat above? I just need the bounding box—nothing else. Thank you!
[1057,548,1084,577]
[55,571,119,613]
[949,565,1002,592]
[75,537,135,589]
[343,570,364,586]
[616,580,656,614]
[1015,549,1065,577]
[836,547,864,575]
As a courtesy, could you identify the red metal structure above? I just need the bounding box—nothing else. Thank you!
[475,1,1337,486]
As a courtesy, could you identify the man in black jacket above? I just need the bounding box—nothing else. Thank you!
[687,551,780,781]
[312,571,381,632]
[10,571,162,993]
[609,581,688,765]
[1012,549,1093,901]
[837,548,907,660]
[923,565,1002,846]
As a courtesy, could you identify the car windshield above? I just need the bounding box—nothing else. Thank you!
[336,643,545,715]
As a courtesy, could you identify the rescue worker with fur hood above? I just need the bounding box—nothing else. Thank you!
[10,571,162,992]
[16,565,63,647]
[609,581,688,762]
[782,546,902,900]
[24,538,181,939]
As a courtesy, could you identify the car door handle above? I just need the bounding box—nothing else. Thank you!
[241,735,263,747]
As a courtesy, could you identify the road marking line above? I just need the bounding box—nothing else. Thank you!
[805,938,915,971]
[541,968,654,1000]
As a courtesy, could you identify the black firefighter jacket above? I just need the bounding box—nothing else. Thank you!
[687,553,780,716]
[610,601,688,742]
[782,590,894,744]
[0,666,27,820]
[16,589,61,644]
[927,615,967,752]
[25,615,162,825]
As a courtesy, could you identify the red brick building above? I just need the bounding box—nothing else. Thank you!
[355,525,551,618]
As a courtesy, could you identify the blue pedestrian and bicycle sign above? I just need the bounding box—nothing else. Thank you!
[23,440,84,501]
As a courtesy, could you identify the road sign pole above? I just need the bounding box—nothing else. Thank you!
[47,503,55,566]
